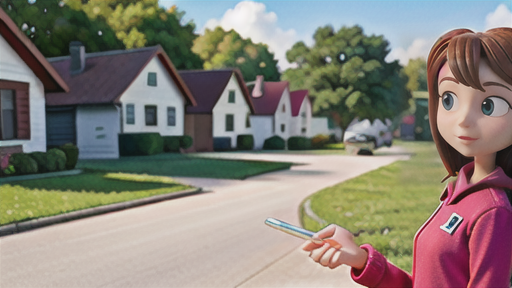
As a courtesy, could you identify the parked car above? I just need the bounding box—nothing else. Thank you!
[343,118,392,155]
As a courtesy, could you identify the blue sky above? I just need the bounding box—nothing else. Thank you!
[158,1,512,70]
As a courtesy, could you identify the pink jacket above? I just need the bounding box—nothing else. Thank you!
[351,162,512,288]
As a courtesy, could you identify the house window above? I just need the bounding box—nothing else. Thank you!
[228,90,235,103]
[282,104,285,112]
[226,114,234,132]
[281,124,285,133]
[301,127,307,134]
[145,105,157,126]
[245,113,251,128]
[126,104,135,124]
[167,106,176,126]
[148,72,157,87]
[0,90,16,140]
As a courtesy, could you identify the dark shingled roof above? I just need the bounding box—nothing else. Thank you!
[179,69,254,114]
[0,7,68,92]
[45,45,195,106]
[251,81,289,115]
[290,89,309,117]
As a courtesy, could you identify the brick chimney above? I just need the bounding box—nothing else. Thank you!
[69,41,85,75]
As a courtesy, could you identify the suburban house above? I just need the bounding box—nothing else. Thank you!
[249,76,293,149]
[45,43,196,159]
[289,89,312,137]
[179,69,254,151]
[0,7,69,160]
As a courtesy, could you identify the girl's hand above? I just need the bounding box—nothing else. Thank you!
[301,224,368,270]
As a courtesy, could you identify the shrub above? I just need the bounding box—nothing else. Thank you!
[9,153,38,175]
[263,135,285,150]
[179,135,193,149]
[119,133,164,156]
[237,134,254,150]
[163,136,181,152]
[47,148,67,171]
[59,143,79,169]
[311,134,330,149]
[28,151,51,173]
[213,137,232,151]
[288,136,312,150]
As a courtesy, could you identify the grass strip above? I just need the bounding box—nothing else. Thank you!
[77,154,293,179]
[0,172,192,226]
[301,141,448,272]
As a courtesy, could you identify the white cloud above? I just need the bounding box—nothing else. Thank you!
[202,1,298,71]
[386,38,431,66]
[485,4,512,30]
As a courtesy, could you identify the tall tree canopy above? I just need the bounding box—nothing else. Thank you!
[0,0,123,57]
[66,0,203,69]
[283,25,411,131]
[192,27,280,81]
[403,57,427,92]
[1,0,202,69]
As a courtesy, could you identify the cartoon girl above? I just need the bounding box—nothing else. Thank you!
[302,27,512,287]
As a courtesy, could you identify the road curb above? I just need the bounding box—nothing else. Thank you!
[0,188,203,237]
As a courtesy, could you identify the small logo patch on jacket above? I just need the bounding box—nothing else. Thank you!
[440,213,463,235]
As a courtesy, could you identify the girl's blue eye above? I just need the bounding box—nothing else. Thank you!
[441,92,459,111]
[481,96,511,117]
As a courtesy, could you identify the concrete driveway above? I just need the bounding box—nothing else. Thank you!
[0,148,409,288]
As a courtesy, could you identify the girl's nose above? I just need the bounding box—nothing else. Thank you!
[457,105,477,128]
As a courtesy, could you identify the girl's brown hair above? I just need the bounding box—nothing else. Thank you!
[427,27,512,180]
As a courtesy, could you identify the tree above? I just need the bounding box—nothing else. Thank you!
[404,57,428,92]
[283,25,411,132]
[64,0,203,69]
[0,0,123,57]
[137,6,202,69]
[192,27,280,81]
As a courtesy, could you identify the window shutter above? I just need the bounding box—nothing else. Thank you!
[16,86,30,139]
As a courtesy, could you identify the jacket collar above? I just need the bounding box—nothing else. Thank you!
[440,162,512,205]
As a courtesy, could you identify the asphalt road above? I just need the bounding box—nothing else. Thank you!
[0,150,409,288]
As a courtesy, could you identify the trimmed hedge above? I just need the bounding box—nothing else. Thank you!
[59,143,79,169]
[47,148,67,171]
[263,135,285,150]
[213,137,232,151]
[237,134,254,150]
[119,133,164,156]
[180,135,193,149]
[9,153,38,175]
[163,136,181,152]
[288,136,312,150]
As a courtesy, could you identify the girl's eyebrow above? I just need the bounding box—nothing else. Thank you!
[439,77,459,85]
[483,81,512,91]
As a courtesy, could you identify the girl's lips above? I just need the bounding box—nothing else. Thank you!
[458,136,478,141]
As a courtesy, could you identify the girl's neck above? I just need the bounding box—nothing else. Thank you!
[470,154,497,184]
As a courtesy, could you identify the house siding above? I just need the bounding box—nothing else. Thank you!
[291,97,312,137]
[76,105,119,159]
[250,116,273,150]
[0,33,46,152]
[120,56,186,136]
[212,74,252,148]
[273,88,292,140]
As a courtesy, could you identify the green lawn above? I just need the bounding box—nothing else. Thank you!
[301,140,447,272]
[77,153,293,179]
[1,173,192,225]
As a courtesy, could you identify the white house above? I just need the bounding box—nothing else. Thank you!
[249,77,293,149]
[45,44,196,159]
[289,89,312,137]
[179,69,254,151]
[0,7,68,160]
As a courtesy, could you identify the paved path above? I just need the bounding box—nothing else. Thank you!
[0,149,409,288]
